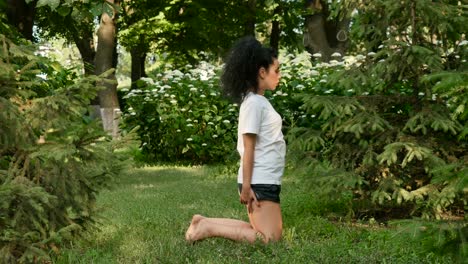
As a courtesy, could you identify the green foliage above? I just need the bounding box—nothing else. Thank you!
[117,0,306,67]
[287,0,467,222]
[0,35,128,262]
[120,51,319,164]
[423,70,468,128]
[265,52,320,131]
[31,0,307,69]
[33,0,104,42]
[395,219,468,261]
[118,1,241,66]
[121,62,238,164]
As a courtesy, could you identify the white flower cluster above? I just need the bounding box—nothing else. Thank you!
[273,91,289,97]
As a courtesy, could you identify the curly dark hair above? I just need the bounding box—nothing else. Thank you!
[220,36,278,103]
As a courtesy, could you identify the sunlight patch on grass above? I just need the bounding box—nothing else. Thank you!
[94,224,120,244]
[178,203,199,210]
[133,183,156,189]
[117,234,151,261]
[137,165,204,176]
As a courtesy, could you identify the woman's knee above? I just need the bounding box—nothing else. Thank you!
[249,201,283,243]
[257,227,282,243]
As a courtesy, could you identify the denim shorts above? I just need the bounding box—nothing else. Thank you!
[238,184,281,203]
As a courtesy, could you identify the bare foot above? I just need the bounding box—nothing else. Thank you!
[185,214,205,242]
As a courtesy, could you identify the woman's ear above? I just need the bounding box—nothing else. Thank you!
[258,67,267,79]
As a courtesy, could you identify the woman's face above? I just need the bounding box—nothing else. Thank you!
[258,59,281,94]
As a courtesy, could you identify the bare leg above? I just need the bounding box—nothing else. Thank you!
[204,217,252,228]
[185,202,282,244]
[248,201,282,243]
[185,214,257,243]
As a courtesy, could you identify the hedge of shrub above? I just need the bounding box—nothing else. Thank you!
[120,53,319,164]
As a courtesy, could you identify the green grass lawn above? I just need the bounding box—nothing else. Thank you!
[54,166,456,264]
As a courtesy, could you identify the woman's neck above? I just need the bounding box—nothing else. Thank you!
[247,88,264,96]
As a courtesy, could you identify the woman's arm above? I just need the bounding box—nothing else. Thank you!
[240,133,259,212]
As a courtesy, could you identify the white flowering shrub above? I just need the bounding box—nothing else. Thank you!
[268,51,360,133]
[121,51,401,165]
[121,51,385,165]
[121,62,239,163]
[120,54,328,164]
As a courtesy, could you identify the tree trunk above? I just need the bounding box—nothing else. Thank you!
[64,15,101,118]
[303,0,349,62]
[244,0,256,36]
[130,40,148,89]
[269,5,281,51]
[73,25,100,118]
[6,0,37,41]
[95,0,121,138]
[140,54,146,78]
[72,26,96,76]
[304,13,333,61]
[71,22,100,117]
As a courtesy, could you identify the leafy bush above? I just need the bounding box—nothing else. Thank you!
[286,1,467,221]
[393,219,467,261]
[121,62,238,164]
[120,52,323,164]
[0,34,127,262]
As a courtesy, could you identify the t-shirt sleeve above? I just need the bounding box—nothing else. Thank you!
[239,99,262,135]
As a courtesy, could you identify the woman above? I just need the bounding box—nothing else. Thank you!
[185,36,285,243]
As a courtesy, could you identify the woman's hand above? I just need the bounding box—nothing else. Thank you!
[240,186,259,213]
[240,133,258,213]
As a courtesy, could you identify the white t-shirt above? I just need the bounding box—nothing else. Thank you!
[237,92,286,185]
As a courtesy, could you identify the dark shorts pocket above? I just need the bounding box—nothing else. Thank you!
[238,184,281,203]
